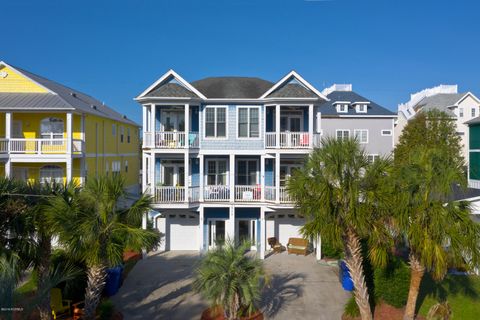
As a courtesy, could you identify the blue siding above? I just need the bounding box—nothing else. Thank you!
[155,107,161,131]
[303,107,308,131]
[191,106,199,132]
[235,207,260,219]
[265,159,274,186]
[266,107,274,132]
[155,157,161,185]
[191,158,200,186]
[199,104,265,150]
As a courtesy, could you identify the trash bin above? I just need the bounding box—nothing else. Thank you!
[339,260,354,291]
[105,265,124,296]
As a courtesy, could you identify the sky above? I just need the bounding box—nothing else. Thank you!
[2,0,480,124]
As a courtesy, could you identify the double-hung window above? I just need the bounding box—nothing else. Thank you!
[336,129,350,141]
[207,160,227,185]
[367,154,380,163]
[472,108,477,118]
[354,129,368,144]
[205,107,226,138]
[236,160,258,185]
[238,107,259,138]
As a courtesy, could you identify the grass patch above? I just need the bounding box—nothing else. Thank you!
[417,274,480,319]
[16,270,37,296]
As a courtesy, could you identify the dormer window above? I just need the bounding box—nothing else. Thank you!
[335,102,349,113]
[356,104,367,113]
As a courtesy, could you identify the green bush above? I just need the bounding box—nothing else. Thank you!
[374,257,411,308]
[51,249,87,302]
[344,295,360,317]
[322,239,343,259]
[98,299,114,320]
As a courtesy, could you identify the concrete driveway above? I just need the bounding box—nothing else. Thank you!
[111,251,350,320]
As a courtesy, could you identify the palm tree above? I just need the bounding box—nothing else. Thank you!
[393,113,480,320]
[193,240,267,320]
[46,174,160,320]
[288,137,394,320]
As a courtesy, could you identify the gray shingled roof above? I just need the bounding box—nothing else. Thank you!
[465,116,480,125]
[1,65,138,126]
[414,93,465,116]
[267,83,319,98]
[319,91,395,116]
[145,82,199,98]
[191,77,273,99]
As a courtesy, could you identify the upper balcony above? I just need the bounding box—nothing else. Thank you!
[0,138,84,156]
[143,131,199,149]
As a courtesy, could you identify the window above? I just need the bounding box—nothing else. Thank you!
[336,104,349,113]
[112,124,116,136]
[381,130,392,136]
[472,108,476,118]
[336,129,350,141]
[112,161,121,175]
[236,160,258,185]
[125,160,128,173]
[205,107,226,138]
[120,126,124,143]
[238,107,259,138]
[459,108,464,117]
[354,129,368,143]
[367,155,380,163]
[40,118,64,139]
[127,128,131,143]
[356,104,367,113]
[207,160,227,185]
[39,165,63,184]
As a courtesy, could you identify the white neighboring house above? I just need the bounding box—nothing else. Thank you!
[396,84,480,161]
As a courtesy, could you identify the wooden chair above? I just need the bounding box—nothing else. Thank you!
[287,238,309,255]
[50,288,71,319]
[268,237,284,253]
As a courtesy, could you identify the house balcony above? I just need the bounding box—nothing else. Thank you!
[204,185,230,201]
[0,138,84,156]
[143,131,199,149]
[152,186,200,203]
[265,132,321,149]
[264,186,294,204]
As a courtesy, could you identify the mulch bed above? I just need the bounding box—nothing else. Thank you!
[342,302,426,320]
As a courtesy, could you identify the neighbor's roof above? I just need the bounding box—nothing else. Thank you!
[465,116,480,125]
[413,93,466,116]
[191,77,274,99]
[449,184,480,201]
[0,63,138,126]
[145,82,199,98]
[319,91,396,116]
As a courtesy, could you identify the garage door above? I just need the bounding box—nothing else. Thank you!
[273,214,305,246]
[167,214,198,250]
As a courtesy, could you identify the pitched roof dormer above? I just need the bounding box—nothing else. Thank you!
[260,71,328,100]
[352,101,370,113]
[333,101,350,113]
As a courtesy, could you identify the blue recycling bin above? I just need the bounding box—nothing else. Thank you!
[105,265,124,296]
[339,260,354,291]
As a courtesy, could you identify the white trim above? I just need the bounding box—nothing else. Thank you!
[336,104,349,113]
[335,129,350,140]
[260,70,329,100]
[135,69,207,100]
[203,105,228,140]
[85,152,138,157]
[381,129,393,136]
[0,61,56,94]
[355,104,368,113]
[456,92,480,105]
[236,105,262,140]
[333,101,351,104]
[353,129,369,144]
[335,115,398,118]
[367,154,380,163]
[236,158,260,185]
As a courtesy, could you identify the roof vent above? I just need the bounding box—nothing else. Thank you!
[123,115,127,119]
[91,105,97,110]
[322,84,352,96]
[70,92,77,98]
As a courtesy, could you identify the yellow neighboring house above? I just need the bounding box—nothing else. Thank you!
[0,61,140,192]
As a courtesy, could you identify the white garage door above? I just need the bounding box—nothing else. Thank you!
[266,213,305,247]
[167,214,198,250]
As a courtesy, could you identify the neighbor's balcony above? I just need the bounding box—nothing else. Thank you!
[265,132,321,149]
[235,185,262,202]
[144,131,199,149]
[264,186,294,204]
[204,185,230,202]
[152,186,200,203]
[0,138,84,155]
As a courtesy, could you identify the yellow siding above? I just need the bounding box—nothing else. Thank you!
[0,66,48,93]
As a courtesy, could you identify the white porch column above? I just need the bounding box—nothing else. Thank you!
[151,103,156,135]
[142,153,147,193]
[150,153,156,196]
[260,207,266,259]
[228,205,235,243]
[184,152,189,202]
[275,153,280,203]
[199,155,204,201]
[184,104,190,148]
[66,112,73,183]
[198,206,204,252]
[229,154,235,202]
[66,159,72,183]
[260,155,265,201]
[5,112,11,156]
[5,160,11,178]
[142,212,148,258]
[308,104,313,147]
[316,234,322,261]
[275,104,280,148]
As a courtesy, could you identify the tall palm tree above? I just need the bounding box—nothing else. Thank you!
[46,174,160,320]
[288,137,394,320]
[193,240,267,320]
[394,137,480,318]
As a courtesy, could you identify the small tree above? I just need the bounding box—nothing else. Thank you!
[393,110,480,320]
[288,137,393,320]
[193,240,267,320]
[46,175,160,320]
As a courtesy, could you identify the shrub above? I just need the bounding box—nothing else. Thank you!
[344,295,360,317]
[426,301,452,320]
[322,239,343,259]
[51,249,87,302]
[98,299,115,320]
[374,257,411,308]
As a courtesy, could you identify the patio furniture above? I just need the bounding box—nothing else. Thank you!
[268,237,284,253]
[50,288,71,319]
[287,238,309,255]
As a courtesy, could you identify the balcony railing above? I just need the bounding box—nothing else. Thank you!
[189,186,200,202]
[144,131,199,149]
[204,185,230,201]
[265,132,313,149]
[279,186,293,203]
[264,186,276,202]
[154,186,186,203]
[0,138,84,155]
[235,185,262,202]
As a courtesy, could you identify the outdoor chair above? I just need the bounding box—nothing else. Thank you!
[268,237,285,253]
[50,288,71,319]
[287,238,309,255]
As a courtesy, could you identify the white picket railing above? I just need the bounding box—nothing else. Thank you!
[204,185,230,201]
[1,138,84,154]
[265,133,276,148]
[279,186,293,203]
[143,132,153,147]
[189,186,200,202]
[143,131,199,148]
[235,185,262,202]
[0,139,7,153]
[264,186,276,202]
[469,180,480,190]
[188,132,200,148]
[154,186,186,203]
[265,132,312,149]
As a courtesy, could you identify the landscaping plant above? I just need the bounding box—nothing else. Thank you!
[288,137,394,320]
[193,240,267,320]
[393,110,480,320]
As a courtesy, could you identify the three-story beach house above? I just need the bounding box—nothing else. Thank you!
[0,61,140,191]
[137,70,396,258]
